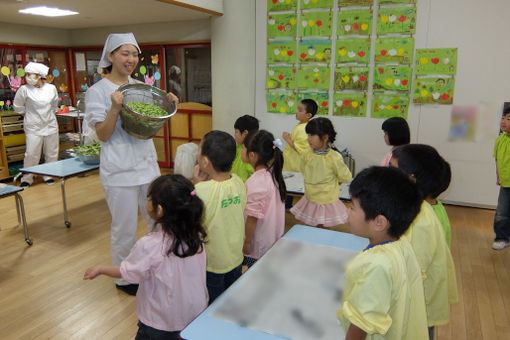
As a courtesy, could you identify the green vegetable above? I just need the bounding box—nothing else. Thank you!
[75,142,101,156]
[125,101,168,117]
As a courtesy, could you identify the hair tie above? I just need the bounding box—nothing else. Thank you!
[273,138,283,149]
[190,190,196,196]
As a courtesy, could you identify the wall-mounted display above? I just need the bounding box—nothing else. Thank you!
[412,77,455,104]
[267,66,297,89]
[415,48,458,75]
[267,40,298,64]
[298,65,330,90]
[301,0,334,10]
[336,38,371,64]
[267,0,298,12]
[373,65,412,91]
[333,92,367,117]
[376,7,416,34]
[298,40,332,63]
[374,37,414,64]
[267,90,297,113]
[372,94,409,119]
[268,13,298,38]
[337,9,373,36]
[300,11,333,37]
[334,66,369,91]
[297,91,329,115]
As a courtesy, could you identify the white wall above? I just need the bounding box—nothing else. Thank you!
[210,0,255,133]
[254,0,509,207]
[0,23,71,46]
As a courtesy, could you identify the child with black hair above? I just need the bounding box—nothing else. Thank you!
[192,130,247,303]
[84,175,208,339]
[282,98,316,208]
[290,117,352,228]
[492,106,510,250]
[391,146,458,340]
[241,130,286,268]
[380,117,410,166]
[338,166,428,340]
[232,115,259,182]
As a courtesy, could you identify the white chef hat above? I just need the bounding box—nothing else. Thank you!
[98,33,141,68]
[24,62,49,77]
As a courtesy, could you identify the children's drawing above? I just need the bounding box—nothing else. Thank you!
[334,66,369,91]
[298,40,332,63]
[267,66,297,89]
[337,9,372,37]
[374,37,414,64]
[415,48,458,75]
[372,94,409,119]
[338,0,373,7]
[300,11,333,37]
[413,77,455,104]
[301,0,334,10]
[333,92,367,117]
[448,105,477,142]
[267,0,298,12]
[379,0,417,4]
[267,90,297,113]
[373,65,412,91]
[298,66,330,90]
[268,40,298,64]
[297,91,329,115]
[268,13,298,38]
[377,7,416,34]
[336,38,371,64]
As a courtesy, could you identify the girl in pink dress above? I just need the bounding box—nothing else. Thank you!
[380,117,410,166]
[84,175,208,339]
[290,117,352,228]
[241,130,286,267]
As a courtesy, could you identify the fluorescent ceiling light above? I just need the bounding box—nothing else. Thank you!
[19,6,78,17]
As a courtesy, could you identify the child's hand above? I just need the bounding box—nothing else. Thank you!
[282,131,290,142]
[83,266,102,280]
[192,164,209,184]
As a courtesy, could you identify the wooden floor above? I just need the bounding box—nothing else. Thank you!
[1,172,509,339]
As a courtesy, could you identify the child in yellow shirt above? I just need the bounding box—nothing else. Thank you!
[232,115,259,182]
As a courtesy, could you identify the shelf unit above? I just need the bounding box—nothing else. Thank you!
[0,111,26,179]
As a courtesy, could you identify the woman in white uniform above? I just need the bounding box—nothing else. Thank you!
[14,62,59,187]
[85,33,178,295]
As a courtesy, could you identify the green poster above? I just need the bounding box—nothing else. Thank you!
[334,66,369,91]
[379,0,418,4]
[373,65,412,91]
[301,0,334,9]
[300,11,333,37]
[374,37,414,64]
[268,13,298,38]
[372,94,409,119]
[338,0,373,7]
[338,9,372,36]
[415,48,458,75]
[267,0,297,12]
[267,66,296,89]
[298,66,330,90]
[413,77,455,104]
[298,40,332,63]
[336,38,371,63]
[377,7,416,34]
[267,90,297,113]
[297,92,329,115]
[267,40,297,64]
[333,92,367,117]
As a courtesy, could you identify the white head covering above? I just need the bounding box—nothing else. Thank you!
[24,62,49,77]
[98,33,141,68]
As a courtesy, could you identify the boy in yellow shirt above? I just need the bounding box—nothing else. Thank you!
[192,130,247,303]
[338,166,428,340]
[232,115,259,182]
[282,98,317,208]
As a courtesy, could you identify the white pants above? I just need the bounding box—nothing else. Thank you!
[104,184,154,285]
[22,133,59,184]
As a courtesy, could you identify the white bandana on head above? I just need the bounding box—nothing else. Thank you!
[24,62,49,77]
[98,33,141,68]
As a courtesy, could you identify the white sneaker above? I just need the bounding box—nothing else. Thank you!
[492,240,509,250]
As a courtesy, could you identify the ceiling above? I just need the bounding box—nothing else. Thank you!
[0,0,212,29]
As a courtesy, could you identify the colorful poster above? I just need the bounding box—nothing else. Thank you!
[300,11,333,37]
[267,40,297,64]
[376,7,416,34]
[267,13,298,38]
[267,90,297,113]
[448,105,477,142]
[337,9,372,36]
[301,0,334,9]
[372,94,409,119]
[298,40,332,63]
[267,66,297,89]
[298,91,330,115]
[373,65,412,91]
[333,92,367,117]
[336,38,371,64]
[379,0,418,4]
[415,48,458,75]
[338,0,373,7]
[374,37,414,64]
[334,66,369,91]
[267,0,298,12]
[298,66,330,90]
[413,77,455,104]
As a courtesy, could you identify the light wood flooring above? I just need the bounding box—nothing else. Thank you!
[0,172,509,339]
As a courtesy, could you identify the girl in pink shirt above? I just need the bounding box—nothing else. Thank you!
[380,117,410,167]
[84,175,208,339]
[241,130,286,267]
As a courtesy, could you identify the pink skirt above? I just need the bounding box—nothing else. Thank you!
[290,196,348,228]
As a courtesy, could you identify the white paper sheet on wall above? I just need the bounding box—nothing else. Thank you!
[75,52,86,71]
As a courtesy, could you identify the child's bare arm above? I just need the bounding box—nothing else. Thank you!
[345,324,367,340]
[243,216,258,255]
[83,265,121,280]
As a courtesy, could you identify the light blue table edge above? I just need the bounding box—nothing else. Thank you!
[181,225,368,339]
[20,157,98,178]
[0,184,24,197]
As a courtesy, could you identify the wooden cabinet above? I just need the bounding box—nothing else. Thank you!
[0,112,25,179]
